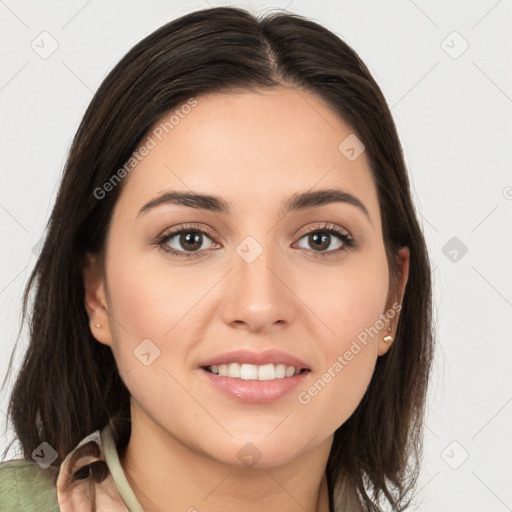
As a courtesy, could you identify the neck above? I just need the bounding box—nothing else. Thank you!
[119,405,333,512]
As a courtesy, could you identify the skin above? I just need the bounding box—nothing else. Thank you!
[83,86,409,512]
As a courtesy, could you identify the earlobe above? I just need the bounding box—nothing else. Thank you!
[378,246,410,356]
[82,253,113,346]
[378,328,394,356]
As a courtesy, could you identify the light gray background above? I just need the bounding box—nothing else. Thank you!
[1,1,511,510]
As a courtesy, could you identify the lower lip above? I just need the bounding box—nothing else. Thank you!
[199,368,309,404]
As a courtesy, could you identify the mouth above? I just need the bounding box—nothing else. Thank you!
[197,349,311,403]
[199,365,310,404]
[202,363,310,381]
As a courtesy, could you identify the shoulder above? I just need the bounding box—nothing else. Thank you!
[0,459,60,511]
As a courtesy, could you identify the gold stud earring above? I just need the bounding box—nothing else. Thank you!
[383,323,393,344]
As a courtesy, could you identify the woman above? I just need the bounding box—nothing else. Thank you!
[0,6,434,511]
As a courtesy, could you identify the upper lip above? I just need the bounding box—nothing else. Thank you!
[198,349,311,370]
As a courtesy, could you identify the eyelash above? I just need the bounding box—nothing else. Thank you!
[154,222,356,258]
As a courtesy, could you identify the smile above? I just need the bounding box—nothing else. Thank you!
[203,363,308,380]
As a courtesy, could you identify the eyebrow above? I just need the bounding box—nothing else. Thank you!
[137,188,371,223]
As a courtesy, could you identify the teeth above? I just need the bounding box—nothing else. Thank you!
[285,366,296,377]
[240,364,258,380]
[208,363,303,380]
[257,364,275,381]
[228,362,241,378]
[275,364,286,378]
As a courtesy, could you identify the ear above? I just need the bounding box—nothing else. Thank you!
[82,253,113,346]
[378,246,410,356]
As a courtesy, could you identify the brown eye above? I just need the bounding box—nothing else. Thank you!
[176,231,204,251]
[306,232,332,251]
[158,228,216,256]
[296,226,354,255]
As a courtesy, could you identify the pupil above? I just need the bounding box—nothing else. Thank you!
[311,233,329,251]
[181,232,202,250]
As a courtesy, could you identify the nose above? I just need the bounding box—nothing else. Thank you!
[221,241,296,333]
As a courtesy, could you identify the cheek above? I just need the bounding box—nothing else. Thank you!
[298,250,390,343]
[103,251,204,429]
[293,254,388,437]
[297,318,380,443]
[297,346,377,445]
[103,246,219,401]
[105,243,212,343]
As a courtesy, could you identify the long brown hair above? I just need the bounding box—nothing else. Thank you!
[2,7,434,511]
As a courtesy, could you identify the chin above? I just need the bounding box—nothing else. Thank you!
[205,435,309,469]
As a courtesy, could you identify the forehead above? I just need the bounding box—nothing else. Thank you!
[115,87,379,221]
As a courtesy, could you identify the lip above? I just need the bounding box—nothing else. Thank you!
[197,349,311,370]
[199,367,310,404]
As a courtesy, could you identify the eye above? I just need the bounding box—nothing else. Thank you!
[295,223,355,256]
[154,222,355,258]
[155,224,218,257]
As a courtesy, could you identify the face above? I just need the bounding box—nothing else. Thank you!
[84,86,409,468]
